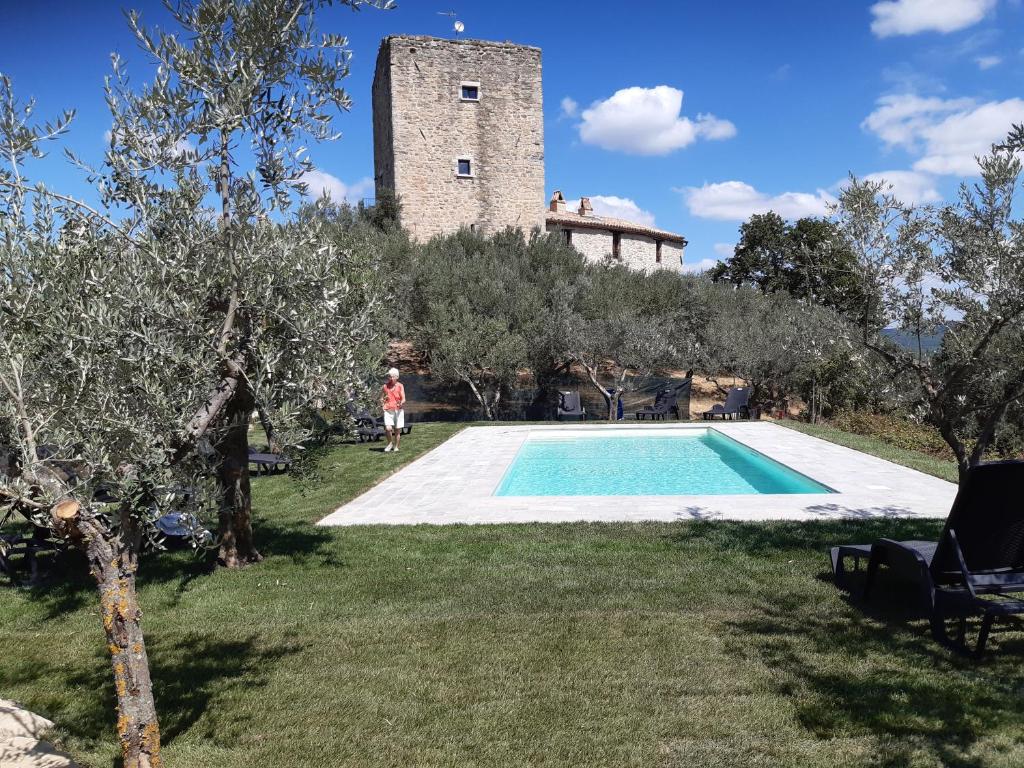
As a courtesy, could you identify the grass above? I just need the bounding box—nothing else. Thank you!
[777,419,960,483]
[2,422,1022,767]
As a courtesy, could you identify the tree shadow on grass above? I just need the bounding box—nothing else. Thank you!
[52,632,300,764]
[719,563,1024,766]
[6,508,345,619]
[663,518,945,557]
[253,512,344,568]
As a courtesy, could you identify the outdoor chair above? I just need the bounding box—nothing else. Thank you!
[636,378,693,421]
[636,388,676,421]
[0,521,60,587]
[247,446,292,475]
[830,460,1024,657]
[346,401,382,428]
[703,387,750,420]
[556,391,586,421]
[356,423,413,442]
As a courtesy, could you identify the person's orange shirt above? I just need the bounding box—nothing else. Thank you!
[382,381,405,411]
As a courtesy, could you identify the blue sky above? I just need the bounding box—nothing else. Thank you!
[2,0,1023,270]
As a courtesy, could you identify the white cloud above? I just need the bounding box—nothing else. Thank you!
[861,94,973,149]
[566,195,656,227]
[560,96,579,119]
[681,257,721,274]
[861,170,942,203]
[299,171,373,203]
[975,54,1002,69]
[863,94,1024,175]
[713,243,735,258]
[578,85,736,156]
[870,0,996,38]
[681,181,835,221]
[693,113,737,140]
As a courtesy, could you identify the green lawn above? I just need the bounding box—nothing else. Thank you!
[2,422,1022,767]
[778,419,960,483]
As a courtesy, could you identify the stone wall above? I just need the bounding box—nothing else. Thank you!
[371,47,395,198]
[549,225,685,272]
[662,241,685,270]
[372,36,545,241]
[565,227,612,263]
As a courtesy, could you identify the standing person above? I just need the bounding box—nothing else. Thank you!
[381,367,406,453]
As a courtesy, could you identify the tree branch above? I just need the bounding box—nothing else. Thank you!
[172,357,245,464]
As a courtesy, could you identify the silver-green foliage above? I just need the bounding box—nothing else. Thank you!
[1,0,396,536]
[698,282,847,412]
[835,144,1024,474]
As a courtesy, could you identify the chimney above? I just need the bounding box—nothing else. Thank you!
[578,196,593,217]
[549,190,566,213]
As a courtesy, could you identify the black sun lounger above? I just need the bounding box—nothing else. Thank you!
[636,388,676,421]
[247,447,292,475]
[703,386,750,420]
[831,460,1024,657]
[556,391,586,421]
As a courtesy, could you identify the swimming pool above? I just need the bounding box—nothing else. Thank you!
[494,429,834,496]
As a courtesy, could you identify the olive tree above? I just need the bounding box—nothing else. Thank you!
[0,80,207,766]
[568,266,695,421]
[0,0,392,762]
[410,229,544,419]
[835,144,1024,479]
[86,0,393,565]
[699,283,845,414]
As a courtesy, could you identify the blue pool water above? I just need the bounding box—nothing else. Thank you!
[495,430,834,496]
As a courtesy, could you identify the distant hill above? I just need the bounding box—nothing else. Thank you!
[882,325,949,354]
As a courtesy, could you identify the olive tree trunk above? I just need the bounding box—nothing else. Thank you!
[66,507,163,768]
[215,392,261,568]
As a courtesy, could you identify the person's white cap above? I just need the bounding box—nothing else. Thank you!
[387,367,400,378]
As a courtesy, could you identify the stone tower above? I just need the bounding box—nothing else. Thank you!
[372,35,545,240]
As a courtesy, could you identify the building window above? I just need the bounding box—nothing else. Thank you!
[460,82,480,101]
[656,240,663,264]
[612,232,621,259]
[563,229,572,246]
[456,157,473,177]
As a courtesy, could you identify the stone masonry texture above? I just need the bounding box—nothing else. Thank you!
[373,36,545,241]
[548,226,685,272]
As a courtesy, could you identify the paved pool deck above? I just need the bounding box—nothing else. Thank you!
[317,422,957,527]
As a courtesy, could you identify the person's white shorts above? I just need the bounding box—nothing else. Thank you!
[383,409,405,429]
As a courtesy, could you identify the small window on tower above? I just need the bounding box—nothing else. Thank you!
[460,82,480,101]
[656,240,663,264]
[612,232,621,259]
[563,229,572,246]
[456,157,473,177]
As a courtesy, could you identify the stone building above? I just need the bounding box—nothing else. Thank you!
[545,192,687,271]
[371,34,687,270]
[372,35,545,240]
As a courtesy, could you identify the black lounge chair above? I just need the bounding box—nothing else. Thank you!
[636,378,693,421]
[346,401,382,427]
[556,391,586,421]
[831,460,1024,657]
[0,517,59,586]
[703,386,750,420]
[636,388,676,420]
[247,446,292,475]
[357,423,413,442]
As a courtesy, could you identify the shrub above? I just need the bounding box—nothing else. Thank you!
[829,411,954,459]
